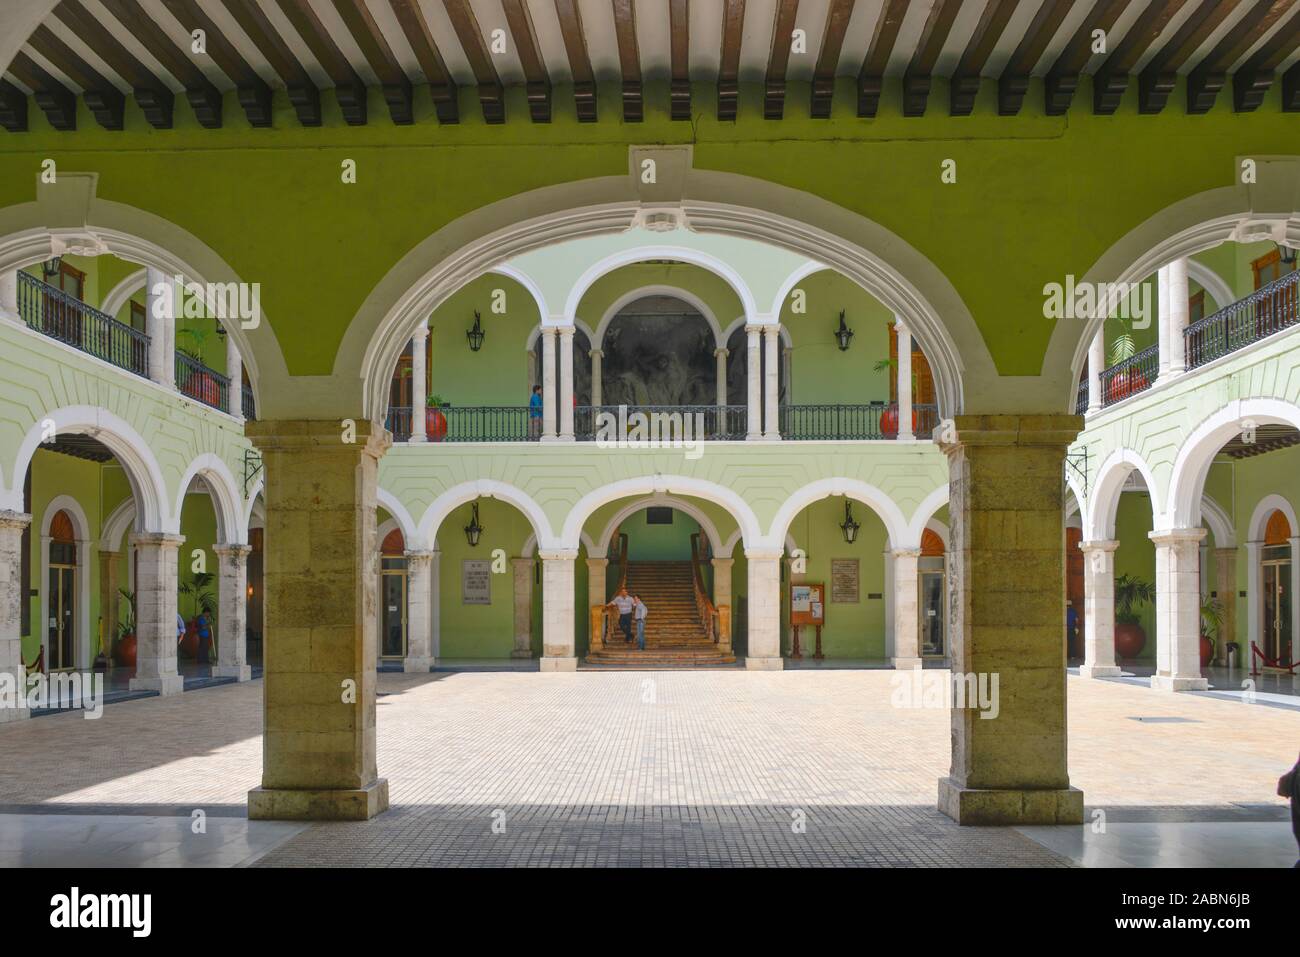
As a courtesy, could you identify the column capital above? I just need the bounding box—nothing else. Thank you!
[0,510,31,531]
[511,556,534,569]
[893,314,908,332]
[557,325,575,339]
[944,414,1083,451]
[410,323,429,342]
[131,532,186,549]
[589,347,603,358]
[710,557,734,569]
[890,547,922,559]
[1078,539,1120,553]
[744,323,765,336]
[247,418,392,459]
[403,549,434,567]
[214,543,253,559]
[537,547,579,561]
[714,347,728,358]
[743,547,783,561]
[1148,527,1207,546]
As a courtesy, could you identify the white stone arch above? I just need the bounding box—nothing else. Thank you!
[925,517,951,550]
[488,264,551,321]
[561,475,763,553]
[243,477,264,531]
[1167,398,1300,530]
[767,478,912,552]
[1186,259,1235,314]
[769,260,830,317]
[1065,474,1087,533]
[522,530,596,558]
[905,485,950,548]
[593,495,726,558]
[592,285,725,349]
[101,497,137,553]
[524,318,596,351]
[1248,493,1298,543]
[1200,493,1236,549]
[720,315,793,348]
[100,267,147,319]
[5,406,168,531]
[39,494,93,671]
[175,452,246,545]
[1087,447,1161,541]
[416,479,555,552]
[377,487,418,547]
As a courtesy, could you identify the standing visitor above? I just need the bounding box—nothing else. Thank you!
[633,594,648,651]
[607,587,634,643]
[529,384,543,439]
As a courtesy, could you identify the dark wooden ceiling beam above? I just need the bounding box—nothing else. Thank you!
[857,0,908,117]
[7,52,76,130]
[27,24,124,129]
[220,0,321,126]
[553,0,596,121]
[811,0,855,118]
[718,0,746,120]
[1093,0,1188,114]
[501,0,551,122]
[903,0,962,117]
[331,0,413,124]
[54,0,174,128]
[1186,0,1299,112]
[669,0,691,119]
[161,0,273,126]
[277,0,367,124]
[1044,0,1130,115]
[1285,54,1300,110]
[950,0,1020,115]
[443,0,505,123]
[764,0,800,119]
[388,0,459,123]
[1234,6,1300,110]
[612,0,643,121]
[1139,0,1243,113]
[998,0,1072,115]
[0,78,28,131]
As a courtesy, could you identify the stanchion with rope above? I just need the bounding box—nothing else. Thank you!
[1250,640,1299,676]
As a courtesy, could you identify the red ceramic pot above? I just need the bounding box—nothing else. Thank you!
[1199,635,1215,668]
[1105,369,1149,404]
[1114,622,1146,659]
[179,621,198,659]
[425,407,447,442]
[114,633,137,669]
[880,404,919,439]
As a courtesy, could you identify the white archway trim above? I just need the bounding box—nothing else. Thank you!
[416,479,555,551]
[100,498,137,553]
[40,494,92,671]
[41,494,91,541]
[376,517,401,552]
[1200,492,1236,549]
[593,495,726,557]
[243,476,264,531]
[488,264,551,321]
[767,478,912,551]
[525,318,596,351]
[1087,447,1162,541]
[1065,472,1087,533]
[377,487,418,545]
[720,315,793,348]
[769,260,829,317]
[925,517,951,550]
[592,285,725,349]
[561,475,762,552]
[5,406,169,530]
[522,530,596,558]
[175,453,245,545]
[905,484,950,547]
[1248,493,1298,543]
[100,267,147,320]
[1168,398,1300,529]
[1185,259,1235,314]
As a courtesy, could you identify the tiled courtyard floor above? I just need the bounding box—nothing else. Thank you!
[0,670,1295,866]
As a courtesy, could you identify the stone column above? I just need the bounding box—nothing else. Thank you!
[246,419,391,821]
[714,348,728,408]
[98,549,120,664]
[559,326,575,441]
[129,532,186,695]
[745,550,783,670]
[0,511,31,723]
[539,549,577,670]
[762,325,780,440]
[937,414,1084,825]
[409,326,428,442]
[589,349,603,408]
[213,543,252,681]
[1244,540,1261,671]
[1087,331,1103,414]
[403,550,434,672]
[1149,527,1209,691]
[0,270,19,322]
[146,266,175,388]
[895,318,914,441]
[712,557,733,653]
[891,547,922,669]
[1167,257,1189,376]
[1291,537,1300,685]
[883,547,895,659]
[226,336,244,420]
[745,324,762,440]
[541,328,558,441]
[1156,264,1170,378]
[1078,539,1121,678]
[1214,547,1237,666]
[512,557,535,658]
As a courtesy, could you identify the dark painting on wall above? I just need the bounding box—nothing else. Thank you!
[601,297,715,407]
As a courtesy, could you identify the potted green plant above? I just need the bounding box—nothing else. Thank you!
[1114,572,1155,659]
[872,358,919,438]
[114,588,137,669]
[1199,595,1224,668]
[176,324,221,405]
[178,571,217,660]
[1103,317,1148,403]
[426,393,449,442]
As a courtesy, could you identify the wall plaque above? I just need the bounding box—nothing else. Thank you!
[462,559,492,605]
[830,558,859,603]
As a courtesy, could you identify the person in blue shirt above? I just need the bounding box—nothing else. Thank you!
[528,385,543,439]
[196,611,212,665]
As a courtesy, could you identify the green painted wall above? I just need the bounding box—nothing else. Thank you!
[618,508,701,561]
[426,274,537,407]
[779,269,893,404]
[1113,491,1157,661]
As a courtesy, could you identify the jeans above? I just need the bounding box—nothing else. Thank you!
[636,619,645,650]
[619,613,632,641]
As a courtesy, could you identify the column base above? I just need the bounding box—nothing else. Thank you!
[510,648,535,659]
[213,664,252,682]
[129,675,186,695]
[1077,664,1121,679]
[248,778,389,821]
[402,656,434,673]
[539,656,577,672]
[938,777,1084,825]
[745,656,784,671]
[1150,674,1209,692]
[0,706,30,724]
[891,656,923,670]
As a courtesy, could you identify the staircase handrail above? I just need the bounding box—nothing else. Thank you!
[689,533,719,643]
[615,532,629,592]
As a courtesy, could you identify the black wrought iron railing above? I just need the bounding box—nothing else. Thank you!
[388,406,534,442]
[780,402,940,440]
[576,404,746,441]
[241,383,256,421]
[1184,268,1299,371]
[1075,378,1089,415]
[175,351,230,411]
[17,271,150,378]
[1098,343,1158,408]
[386,406,412,440]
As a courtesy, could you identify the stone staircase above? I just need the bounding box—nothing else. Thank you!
[586,560,736,667]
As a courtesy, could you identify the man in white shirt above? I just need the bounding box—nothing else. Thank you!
[632,594,648,651]
[607,587,635,643]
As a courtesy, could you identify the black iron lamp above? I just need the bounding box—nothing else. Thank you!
[466,310,486,352]
[1280,243,1298,267]
[834,310,854,351]
[464,502,484,547]
[839,498,860,544]
[42,256,62,280]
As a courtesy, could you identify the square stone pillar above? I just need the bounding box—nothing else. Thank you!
[1078,540,1121,678]
[745,550,783,670]
[246,419,390,821]
[891,547,922,669]
[129,532,186,696]
[1213,547,1237,666]
[213,544,252,681]
[403,550,434,672]
[712,557,734,653]
[1149,527,1208,691]
[762,325,781,440]
[937,414,1084,825]
[98,549,121,664]
[1244,541,1262,671]
[539,549,576,671]
[745,325,762,440]
[512,556,535,658]
[0,511,31,723]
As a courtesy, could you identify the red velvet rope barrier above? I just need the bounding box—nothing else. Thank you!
[1250,641,1299,675]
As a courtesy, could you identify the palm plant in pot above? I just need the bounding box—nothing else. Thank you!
[1103,318,1149,403]
[1113,572,1155,659]
[176,324,221,406]
[871,358,919,438]
[178,571,217,660]
[1199,596,1224,668]
[114,588,137,669]
[426,393,449,442]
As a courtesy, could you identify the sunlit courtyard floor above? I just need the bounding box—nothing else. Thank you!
[0,669,1295,867]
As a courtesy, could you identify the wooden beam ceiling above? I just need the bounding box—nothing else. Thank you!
[277,0,367,124]
[27,23,124,129]
[669,0,691,120]
[1187,0,1298,113]
[553,0,596,121]
[1043,0,1129,115]
[857,0,907,117]
[220,0,322,126]
[1233,6,1300,111]
[903,0,962,117]
[612,0,642,121]
[950,0,1020,115]
[998,0,1072,115]
[764,0,800,119]
[55,0,174,128]
[443,0,505,123]
[501,0,551,122]
[1093,0,1188,114]
[331,0,413,124]
[1139,0,1243,114]
[161,0,273,126]
[718,0,746,120]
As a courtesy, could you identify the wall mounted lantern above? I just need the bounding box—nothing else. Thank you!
[464,502,484,547]
[1280,243,1298,267]
[839,498,860,544]
[834,310,854,351]
[42,257,62,280]
[467,310,486,352]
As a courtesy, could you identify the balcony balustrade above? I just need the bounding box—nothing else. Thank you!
[242,383,257,421]
[1184,267,1298,371]
[16,271,149,379]
[175,351,230,411]
[1098,343,1159,408]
